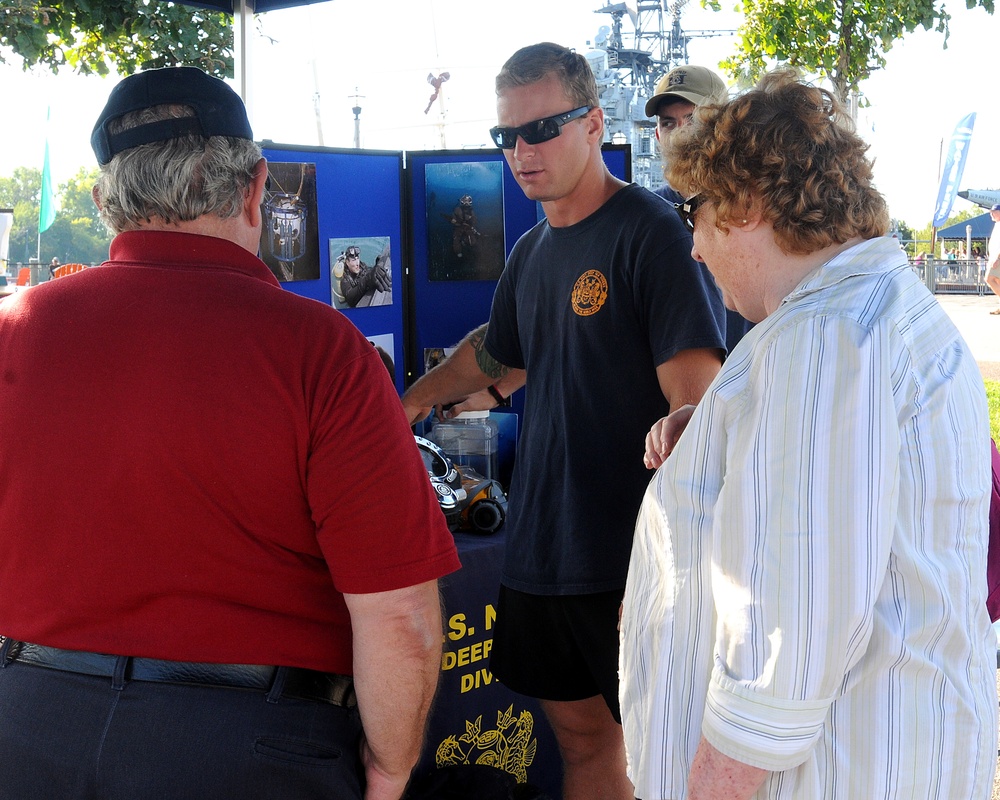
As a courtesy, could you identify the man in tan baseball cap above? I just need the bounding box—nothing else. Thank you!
[645,65,754,364]
[645,64,728,177]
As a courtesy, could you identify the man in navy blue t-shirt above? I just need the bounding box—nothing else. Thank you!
[402,43,725,799]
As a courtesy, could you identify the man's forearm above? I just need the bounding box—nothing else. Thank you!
[441,368,526,417]
[401,340,485,411]
[654,347,722,409]
[345,581,445,799]
[401,324,512,422]
[492,369,525,398]
[465,324,511,381]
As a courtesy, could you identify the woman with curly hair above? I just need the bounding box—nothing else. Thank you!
[622,70,996,799]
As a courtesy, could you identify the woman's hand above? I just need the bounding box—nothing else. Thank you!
[644,404,697,469]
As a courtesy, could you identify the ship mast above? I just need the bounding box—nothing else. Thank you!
[589,1,733,188]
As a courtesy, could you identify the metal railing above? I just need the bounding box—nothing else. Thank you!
[2,261,102,286]
[910,259,988,295]
[4,259,991,295]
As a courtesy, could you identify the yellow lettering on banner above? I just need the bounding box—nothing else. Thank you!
[447,613,467,641]
[444,638,493,672]
[441,604,498,683]
[460,668,494,693]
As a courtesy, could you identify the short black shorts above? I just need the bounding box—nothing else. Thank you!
[489,584,623,722]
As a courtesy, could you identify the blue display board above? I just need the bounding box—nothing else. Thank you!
[260,142,407,392]
[258,141,631,403]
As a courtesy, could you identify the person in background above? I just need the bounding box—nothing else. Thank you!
[620,69,997,800]
[985,203,1000,313]
[403,42,726,799]
[48,257,60,279]
[0,66,459,800]
[645,64,754,363]
[644,64,727,207]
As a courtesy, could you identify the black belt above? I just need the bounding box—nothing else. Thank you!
[0,638,356,708]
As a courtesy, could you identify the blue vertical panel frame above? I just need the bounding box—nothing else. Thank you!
[260,142,407,392]
[406,150,510,378]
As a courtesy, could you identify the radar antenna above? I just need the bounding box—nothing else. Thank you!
[590,0,734,188]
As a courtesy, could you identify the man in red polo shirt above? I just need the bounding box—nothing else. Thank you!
[0,66,459,800]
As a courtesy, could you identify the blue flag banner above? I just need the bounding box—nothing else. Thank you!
[932,112,976,227]
[39,107,56,234]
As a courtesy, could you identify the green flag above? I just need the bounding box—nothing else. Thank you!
[39,108,56,234]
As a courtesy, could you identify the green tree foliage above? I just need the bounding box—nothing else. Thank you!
[890,219,917,255]
[0,167,43,264]
[911,206,982,254]
[0,167,113,267]
[46,167,114,264]
[0,1,233,77]
[707,0,995,103]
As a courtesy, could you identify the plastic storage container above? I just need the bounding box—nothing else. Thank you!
[430,410,499,481]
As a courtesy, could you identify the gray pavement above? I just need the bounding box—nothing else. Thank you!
[936,293,1000,381]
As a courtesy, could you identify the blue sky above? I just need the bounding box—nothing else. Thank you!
[2,0,997,228]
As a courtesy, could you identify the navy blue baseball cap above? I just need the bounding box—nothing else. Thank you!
[91,66,254,166]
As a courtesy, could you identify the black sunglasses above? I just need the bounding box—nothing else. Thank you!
[672,194,703,232]
[489,106,592,149]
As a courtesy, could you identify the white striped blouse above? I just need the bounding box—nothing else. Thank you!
[620,236,998,799]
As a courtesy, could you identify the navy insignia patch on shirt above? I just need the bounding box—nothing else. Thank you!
[571,269,609,316]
